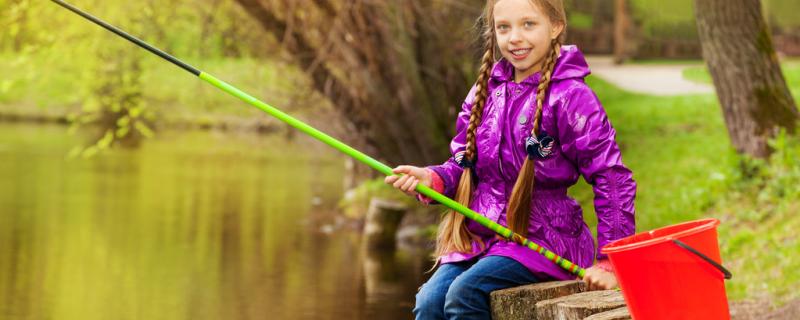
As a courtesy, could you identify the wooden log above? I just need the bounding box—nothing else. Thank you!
[490,280,586,320]
[584,306,631,320]
[363,198,407,250]
[536,290,627,320]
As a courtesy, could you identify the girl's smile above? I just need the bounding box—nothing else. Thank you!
[509,48,532,60]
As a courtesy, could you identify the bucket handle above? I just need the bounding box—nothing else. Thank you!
[672,239,732,280]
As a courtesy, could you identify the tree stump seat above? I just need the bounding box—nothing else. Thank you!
[491,280,631,320]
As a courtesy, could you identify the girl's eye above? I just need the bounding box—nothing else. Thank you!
[524,21,535,28]
[497,25,509,31]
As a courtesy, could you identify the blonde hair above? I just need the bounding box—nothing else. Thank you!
[434,0,567,259]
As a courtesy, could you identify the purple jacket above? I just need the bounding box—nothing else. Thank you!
[427,45,636,281]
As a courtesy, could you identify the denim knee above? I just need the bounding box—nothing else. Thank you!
[443,276,488,318]
[413,282,447,319]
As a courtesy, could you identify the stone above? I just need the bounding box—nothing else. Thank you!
[363,198,407,250]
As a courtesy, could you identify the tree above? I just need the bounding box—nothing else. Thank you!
[613,0,634,64]
[694,0,798,158]
[232,0,482,165]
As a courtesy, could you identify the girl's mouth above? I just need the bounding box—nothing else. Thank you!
[510,48,531,60]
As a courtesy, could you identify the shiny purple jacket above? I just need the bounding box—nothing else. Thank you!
[426,45,636,281]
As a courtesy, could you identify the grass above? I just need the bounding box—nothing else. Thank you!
[684,59,800,93]
[569,75,734,232]
[676,60,800,304]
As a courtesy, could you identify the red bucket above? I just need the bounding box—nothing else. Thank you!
[601,218,732,320]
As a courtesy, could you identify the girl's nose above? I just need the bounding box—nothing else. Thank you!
[509,28,522,44]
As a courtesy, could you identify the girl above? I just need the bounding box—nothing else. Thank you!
[384,0,636,319]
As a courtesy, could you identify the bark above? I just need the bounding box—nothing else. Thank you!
[536,290,626,320]
[613,0,633,64]
[232,0,481,165]
[584,307,632,320]
[490,280,587,320]
[694,0,799,158]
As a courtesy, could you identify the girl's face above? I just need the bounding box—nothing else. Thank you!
[493,0,563,83]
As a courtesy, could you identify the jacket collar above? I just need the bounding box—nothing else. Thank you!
[490,45,591,85]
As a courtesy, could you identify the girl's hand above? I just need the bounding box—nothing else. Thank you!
[582,265,618,291]
[384,165,432,197]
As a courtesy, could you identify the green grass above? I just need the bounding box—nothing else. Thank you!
[675,60,800,304]
[569,75,733,233]
[684,60,800,96]
[568,12,594,30]
[628,0,800,37]
[713,131,800,304]
[763,0,800,28]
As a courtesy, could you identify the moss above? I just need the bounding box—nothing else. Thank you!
[755,22,777,57]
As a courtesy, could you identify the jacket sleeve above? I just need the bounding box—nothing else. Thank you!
[556,83,637,260]
[425,84,479,200]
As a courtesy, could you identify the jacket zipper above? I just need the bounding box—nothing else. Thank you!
[498,86,507,181]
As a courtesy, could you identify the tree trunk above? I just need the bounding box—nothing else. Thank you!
[232,0,481,166]
[613,0,632,64]
[694,0,798,158]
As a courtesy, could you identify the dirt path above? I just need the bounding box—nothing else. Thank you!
[586,56,715,96]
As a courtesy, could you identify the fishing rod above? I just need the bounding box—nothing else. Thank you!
[51,0,588,278]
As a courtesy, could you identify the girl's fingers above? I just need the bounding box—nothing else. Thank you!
[401,176,417,192]
[393,175,410,189]
[392,166,411,174]
[408,180,419,196]
[583,272,597,290]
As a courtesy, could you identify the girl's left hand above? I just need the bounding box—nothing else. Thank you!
[582,265,618,291]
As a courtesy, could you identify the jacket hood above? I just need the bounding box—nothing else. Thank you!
[490,45,591,84]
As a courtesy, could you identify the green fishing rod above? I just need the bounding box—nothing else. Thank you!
[51,0,587,278]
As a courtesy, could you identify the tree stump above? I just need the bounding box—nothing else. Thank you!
[584,306,631,320]
[363,198,407,250]
[536,290,627,320]
[490,280,586,320]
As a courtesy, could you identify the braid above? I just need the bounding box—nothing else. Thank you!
[433,25,496,259]
[532,39,560,136]
[506,39,561,238]
[465,39,495,161]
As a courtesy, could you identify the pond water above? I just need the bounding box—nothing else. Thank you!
[0,123,431,319]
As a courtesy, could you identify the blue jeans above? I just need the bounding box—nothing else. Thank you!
[413,256,541,320]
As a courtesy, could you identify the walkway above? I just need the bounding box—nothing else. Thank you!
[585,56,715,96]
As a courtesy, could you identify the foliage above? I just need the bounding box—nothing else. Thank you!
[66,43,154,158]
[714,130,800,303]
[0,0,275,155]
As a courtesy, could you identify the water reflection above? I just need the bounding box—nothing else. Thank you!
[0,123,432,319]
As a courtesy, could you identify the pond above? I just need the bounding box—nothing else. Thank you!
[0,123,431,319]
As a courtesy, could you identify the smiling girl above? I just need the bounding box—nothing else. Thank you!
[384,0,637,318]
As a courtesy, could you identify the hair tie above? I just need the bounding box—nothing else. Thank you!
[525,131,555,159]
[454,150,476,169]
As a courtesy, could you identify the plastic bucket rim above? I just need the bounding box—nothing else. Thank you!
[601,218,720,254]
